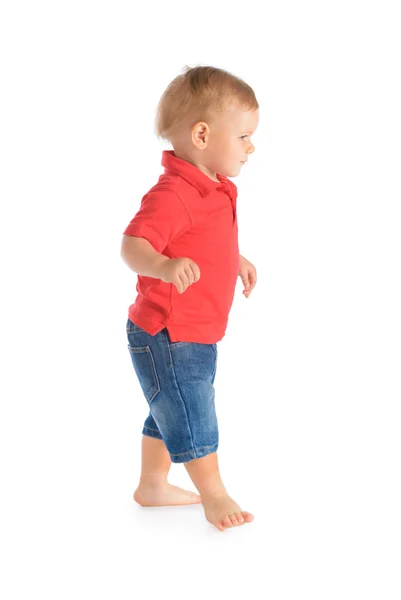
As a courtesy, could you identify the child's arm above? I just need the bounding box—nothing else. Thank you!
[120,235,200,294]
[238,254,257,298]
[121,235,169,279]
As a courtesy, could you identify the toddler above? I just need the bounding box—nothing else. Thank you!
[121,65,259,531]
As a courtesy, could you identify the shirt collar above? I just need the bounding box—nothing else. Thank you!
[161,150,236,199]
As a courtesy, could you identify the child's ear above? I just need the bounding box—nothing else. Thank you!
[191,122,209,149]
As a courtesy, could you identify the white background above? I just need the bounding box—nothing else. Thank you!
[1,1,400,598]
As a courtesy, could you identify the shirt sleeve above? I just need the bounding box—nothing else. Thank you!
[123,187,192,253]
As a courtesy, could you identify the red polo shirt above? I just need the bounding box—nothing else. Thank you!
[123,150,240,343]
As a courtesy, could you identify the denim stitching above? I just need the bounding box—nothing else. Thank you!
[166,342,196,455]
[169,442,218,457]
[146,347,160,403]
[163,329,173,368]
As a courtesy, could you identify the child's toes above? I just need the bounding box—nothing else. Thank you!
[236,513,244,524]
[228,513,239,526]
[241,511,254,523]
[222,516,232,528]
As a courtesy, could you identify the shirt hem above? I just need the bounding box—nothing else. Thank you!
[128,310,226,344]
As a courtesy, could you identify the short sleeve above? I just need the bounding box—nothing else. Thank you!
[123,187,192,253]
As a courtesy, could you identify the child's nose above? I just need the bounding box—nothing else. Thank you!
[247,143,255,155]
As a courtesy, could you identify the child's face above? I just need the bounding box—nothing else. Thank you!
[203,104,259,179]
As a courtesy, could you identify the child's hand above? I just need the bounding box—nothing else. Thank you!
[159,257,201,294]
[239,255,257,298]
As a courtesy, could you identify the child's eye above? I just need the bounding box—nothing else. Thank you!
[240,135,249,140]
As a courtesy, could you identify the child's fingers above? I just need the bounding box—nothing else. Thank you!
[240,273,251,292]
[249,270,257,287]
[184,266,195,285]
[177,267,194,293]
[176,272,186,294]
[240,272,248,285]
[242,270,257,297]
[189,261,201,282]
[245,271,257,293]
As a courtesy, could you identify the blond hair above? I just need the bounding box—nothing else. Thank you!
[155,65,259,142]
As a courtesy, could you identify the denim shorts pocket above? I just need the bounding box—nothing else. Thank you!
[127,345,160,404]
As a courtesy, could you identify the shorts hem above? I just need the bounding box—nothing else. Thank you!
[169,442,219,464]
[142,426,163,440]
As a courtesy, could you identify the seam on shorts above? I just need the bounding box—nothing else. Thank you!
[169,443,218,457]
[165,340,196,455]
[142,427,163,440]
[144,426,160,433]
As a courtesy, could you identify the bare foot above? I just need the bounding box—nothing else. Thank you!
[134,482,202,507]
[202,494,254,531]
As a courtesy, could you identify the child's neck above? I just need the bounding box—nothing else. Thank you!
[172,148,219,182]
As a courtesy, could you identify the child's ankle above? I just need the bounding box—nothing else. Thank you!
[201,486,228,501]
[138,474,168,487]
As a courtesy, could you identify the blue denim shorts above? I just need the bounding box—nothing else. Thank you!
[126,318,219,463]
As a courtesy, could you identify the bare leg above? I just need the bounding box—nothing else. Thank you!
[133,435,202,506]
[184,452,254,531]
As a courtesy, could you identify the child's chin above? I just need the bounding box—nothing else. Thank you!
[219,166,241,178]
[225,168,241,178]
